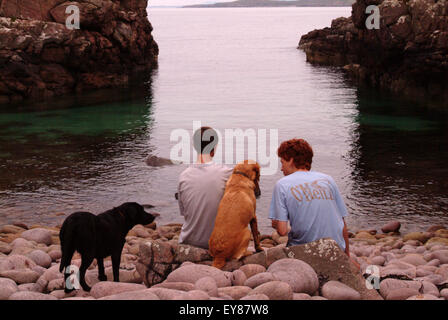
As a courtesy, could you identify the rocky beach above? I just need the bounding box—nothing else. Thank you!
[0,0,158,104]
[298,0,448,109]
[1,220,447,300]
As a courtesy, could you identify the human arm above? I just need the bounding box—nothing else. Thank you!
[272,220,289,236]
[269,182,289,236]
[342,218,349,256]
[177,181,185,217]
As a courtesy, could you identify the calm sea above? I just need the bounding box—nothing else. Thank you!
[0,8,447,234]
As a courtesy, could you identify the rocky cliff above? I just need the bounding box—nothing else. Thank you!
[0,0,158,104]
[299,0,448,108]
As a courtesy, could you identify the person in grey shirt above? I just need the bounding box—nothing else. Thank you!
[177,126,233,249]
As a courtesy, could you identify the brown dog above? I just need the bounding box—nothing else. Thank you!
[209,160,263,269]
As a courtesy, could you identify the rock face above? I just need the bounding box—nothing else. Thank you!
[0,0,158,103]
[298,0,448,108]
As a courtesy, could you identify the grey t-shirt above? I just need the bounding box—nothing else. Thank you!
[178,162,233,249]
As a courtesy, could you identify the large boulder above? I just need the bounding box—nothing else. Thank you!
[0,0,158,103]
[267,258,319,295]
[284,238,382,300]
[299,0,448,108]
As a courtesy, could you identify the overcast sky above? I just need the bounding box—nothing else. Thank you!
[148,0,236,7]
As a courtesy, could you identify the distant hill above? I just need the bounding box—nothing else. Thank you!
[184,0,355,8]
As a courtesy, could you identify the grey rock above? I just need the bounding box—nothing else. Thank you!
[284,238,382,300]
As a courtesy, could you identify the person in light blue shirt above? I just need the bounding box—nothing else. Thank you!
[269,138,350,256]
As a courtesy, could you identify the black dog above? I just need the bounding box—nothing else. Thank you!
[59,202,158,292]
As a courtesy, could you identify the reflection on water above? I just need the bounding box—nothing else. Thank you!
[346,88,448,230]
[0,75,157,226]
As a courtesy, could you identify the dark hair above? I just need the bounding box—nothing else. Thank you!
[277,138,313,170]
[193,126,218,154]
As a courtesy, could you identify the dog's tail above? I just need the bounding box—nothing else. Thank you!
[59,221,76,273]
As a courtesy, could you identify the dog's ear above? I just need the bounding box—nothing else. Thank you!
[252,162,261,181]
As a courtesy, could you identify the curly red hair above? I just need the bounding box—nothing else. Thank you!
[277,139,313,170]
